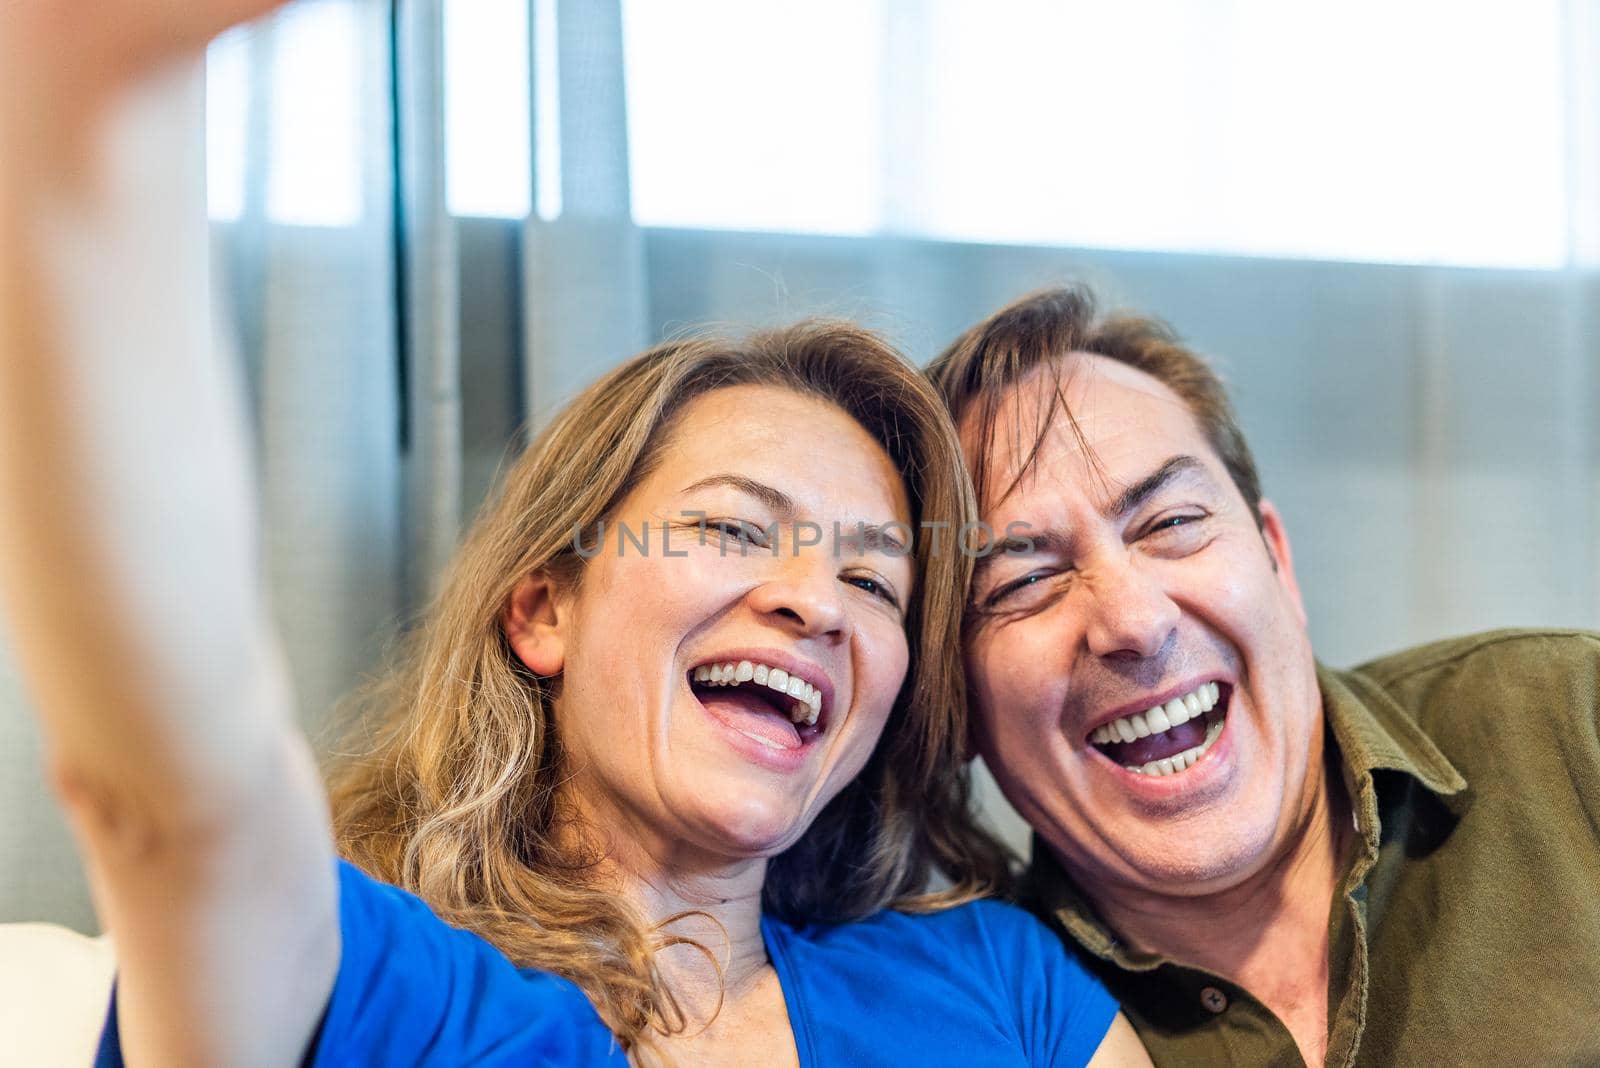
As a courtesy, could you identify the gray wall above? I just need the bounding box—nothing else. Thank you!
[638,231,1600,855]
[5,222,1596,928]
[643,230,1600,667]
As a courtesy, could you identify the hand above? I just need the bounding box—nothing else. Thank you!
[0,0,287,173]
[1,0,287,85]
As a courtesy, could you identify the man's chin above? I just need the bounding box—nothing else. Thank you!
[1098,817,1282,896]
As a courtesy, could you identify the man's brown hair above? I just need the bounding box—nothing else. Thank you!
[926,284,1264,522]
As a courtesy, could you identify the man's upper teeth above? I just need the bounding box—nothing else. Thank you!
[694,660,823,726]
[1090,682,1220,746]
[1131,719,1224,776]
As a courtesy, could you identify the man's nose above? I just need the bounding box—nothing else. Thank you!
[1081,554,1179,660]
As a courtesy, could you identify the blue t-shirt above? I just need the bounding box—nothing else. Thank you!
[98,860,1117,1066]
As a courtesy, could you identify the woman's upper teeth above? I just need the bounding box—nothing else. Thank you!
[694,660,823,726]
[1090,681,1220,746]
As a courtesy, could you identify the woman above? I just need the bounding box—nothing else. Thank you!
[0,4,1149,1065]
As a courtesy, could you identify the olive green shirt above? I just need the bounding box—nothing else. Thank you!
[1020,629,1600,1067]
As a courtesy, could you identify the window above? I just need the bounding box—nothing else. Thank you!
[207,0,366,227]
[445,0,535,218]
[209,1,1580,268]
[622,0,1573,268]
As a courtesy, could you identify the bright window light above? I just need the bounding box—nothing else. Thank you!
[267,0,365,227]
[622,0,1571,268]
[532,0,562,221]
[206,27,250,222]
[623,0,885,235]
[445,0,533,218]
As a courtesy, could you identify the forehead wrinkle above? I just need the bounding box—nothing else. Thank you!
[972,355,1118,517]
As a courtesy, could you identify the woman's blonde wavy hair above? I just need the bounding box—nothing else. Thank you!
[326,320,1012,1056]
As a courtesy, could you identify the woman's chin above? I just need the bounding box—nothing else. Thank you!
[685,789,812,859]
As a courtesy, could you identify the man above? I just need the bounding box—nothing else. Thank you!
[927,286,1600,1067]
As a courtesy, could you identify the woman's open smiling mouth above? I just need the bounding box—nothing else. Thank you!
[688,652,834,767]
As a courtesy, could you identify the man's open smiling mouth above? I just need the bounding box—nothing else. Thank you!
[1086,682,1229,777]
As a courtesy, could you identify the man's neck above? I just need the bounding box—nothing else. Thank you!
[1084,750,1352,1066]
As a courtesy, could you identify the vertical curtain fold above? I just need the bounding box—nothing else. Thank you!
[521,0,647,430]
[395,0,463,608]
[4,0,1598,927]
[1,0,410,929]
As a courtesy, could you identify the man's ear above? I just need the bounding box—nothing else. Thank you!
[502,570,567,676]
[1257,499,1307,627]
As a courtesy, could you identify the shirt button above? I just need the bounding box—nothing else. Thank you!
[1200,986,1229,1014]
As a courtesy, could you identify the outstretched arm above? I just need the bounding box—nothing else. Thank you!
[0,6,337,1065]
[1087,1014,1155,1068]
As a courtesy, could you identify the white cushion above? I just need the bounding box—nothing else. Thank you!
[0,923,115,1067]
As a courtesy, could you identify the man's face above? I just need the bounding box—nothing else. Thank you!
[962,354,1324,898]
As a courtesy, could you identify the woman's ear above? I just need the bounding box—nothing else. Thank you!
[502,570,567,676]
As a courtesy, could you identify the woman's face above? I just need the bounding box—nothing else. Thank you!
[516,383,918,866]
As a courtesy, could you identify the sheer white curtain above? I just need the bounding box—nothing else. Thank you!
[0,0,642,932]
[1,0,409,930]
[621,0,1600,851]
[6,0,1599,926]
[521,0,647,425]
[624,0,1600,670]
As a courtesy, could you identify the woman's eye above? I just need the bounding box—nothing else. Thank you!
[707,518,767,547]
[845,574,900,609]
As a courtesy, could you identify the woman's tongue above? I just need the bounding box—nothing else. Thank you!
[699,687,802,749]
[1096,716,1206,767]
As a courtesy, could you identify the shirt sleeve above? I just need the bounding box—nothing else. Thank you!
[310,860,623,1066]
[978,901,1121,1067]
[94,860,626,1068]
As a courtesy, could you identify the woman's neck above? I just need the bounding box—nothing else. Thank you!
[558,796,775,1020]
[619,852,771,1014]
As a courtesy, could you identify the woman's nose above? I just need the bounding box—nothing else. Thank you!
[746,558,851,642]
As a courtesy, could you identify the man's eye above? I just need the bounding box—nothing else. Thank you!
[1145,513,1205,536]
[1138,512,1212,556]
[986,571,1049,607]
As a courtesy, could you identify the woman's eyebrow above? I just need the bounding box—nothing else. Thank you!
[682,475,912,558]
[680,474,796,517]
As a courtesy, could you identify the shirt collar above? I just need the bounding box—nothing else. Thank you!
[1019,660,1468,967]
[1317,661,1466,801]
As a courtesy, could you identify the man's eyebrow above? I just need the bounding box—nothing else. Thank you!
[1103,455,1210,520]
[679,474,796,517]
[971,458,1211,590]
[971,529,1070,587]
